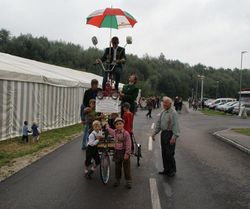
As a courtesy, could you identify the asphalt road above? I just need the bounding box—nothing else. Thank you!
[0,108,249,209]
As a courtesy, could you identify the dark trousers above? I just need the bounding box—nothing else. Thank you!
[113,150,131,181]
[102,66,121,91]
[146,108,152,117]
[85,145,100,167]
[160,130,176,173]
[22,135,29,143]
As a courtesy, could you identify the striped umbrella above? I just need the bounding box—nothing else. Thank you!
[86,8,137,29]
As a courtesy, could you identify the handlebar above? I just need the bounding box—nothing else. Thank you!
[95,59,117,73]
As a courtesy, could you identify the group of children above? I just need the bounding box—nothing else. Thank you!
[83,99,134,189]
[22,121,40,143]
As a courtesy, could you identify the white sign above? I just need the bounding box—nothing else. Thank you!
[96,97,120,113]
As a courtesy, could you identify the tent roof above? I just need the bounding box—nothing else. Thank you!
[0,52,110,88]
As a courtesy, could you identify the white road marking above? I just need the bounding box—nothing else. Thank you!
[148,136,153,151]
[151,123,155,129]
[149,178,162,209]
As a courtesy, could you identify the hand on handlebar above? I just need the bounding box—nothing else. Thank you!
[116,58,125,64]
[95,58,101,64]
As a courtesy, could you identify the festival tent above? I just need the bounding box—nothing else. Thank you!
[0,52,106,141]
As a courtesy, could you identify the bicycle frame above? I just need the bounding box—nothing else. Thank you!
[96,59,118,98]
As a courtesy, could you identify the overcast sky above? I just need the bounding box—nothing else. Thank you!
[0,0,250,69]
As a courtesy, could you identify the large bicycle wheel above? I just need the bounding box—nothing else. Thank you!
[100,151,110,184]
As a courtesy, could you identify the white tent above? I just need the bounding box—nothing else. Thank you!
[0,52,107,141]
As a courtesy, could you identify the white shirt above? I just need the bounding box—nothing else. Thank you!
[87,130,103,146]
[113,47,118,63]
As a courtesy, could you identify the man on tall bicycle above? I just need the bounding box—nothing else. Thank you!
[99,36,126,91]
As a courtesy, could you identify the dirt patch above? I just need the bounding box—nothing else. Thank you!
[0,133,81,182]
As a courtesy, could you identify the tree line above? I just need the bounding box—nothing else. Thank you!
[1,28,250,99]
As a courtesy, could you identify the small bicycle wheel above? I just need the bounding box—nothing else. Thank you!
[132,134,141,167]
[100,151,110,184]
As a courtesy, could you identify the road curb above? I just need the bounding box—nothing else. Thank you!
[213,130,250,155]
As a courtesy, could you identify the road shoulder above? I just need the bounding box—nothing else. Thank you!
[0,133,81,182]
[213,129,250,155]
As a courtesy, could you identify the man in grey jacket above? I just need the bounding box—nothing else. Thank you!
[152,96,180,177]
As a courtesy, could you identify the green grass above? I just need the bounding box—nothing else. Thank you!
[232,128,250,137]
[201,108,227,116]
[0,124,83,168]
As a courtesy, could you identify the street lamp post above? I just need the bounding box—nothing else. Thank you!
[195,78,198,100]
[216,81,219,99]
[198,75,205,101]
[239,51,248,113]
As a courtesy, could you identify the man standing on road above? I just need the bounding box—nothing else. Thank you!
[152,96,180,177]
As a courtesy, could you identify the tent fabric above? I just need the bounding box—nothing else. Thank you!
[0,52,121,141]
[0,52,104,87]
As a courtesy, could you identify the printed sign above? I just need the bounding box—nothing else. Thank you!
[96,97,120,113]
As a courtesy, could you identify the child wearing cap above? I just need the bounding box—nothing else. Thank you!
[84,120,103,179]
[106,117,132,189]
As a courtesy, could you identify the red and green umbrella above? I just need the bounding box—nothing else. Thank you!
[86,8,137,29]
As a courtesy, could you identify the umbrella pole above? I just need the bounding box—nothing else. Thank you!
[108,11,112,69]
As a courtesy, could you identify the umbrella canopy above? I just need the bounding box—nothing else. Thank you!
[86,8,137,29]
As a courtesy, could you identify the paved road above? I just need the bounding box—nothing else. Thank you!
[0,108,249,209]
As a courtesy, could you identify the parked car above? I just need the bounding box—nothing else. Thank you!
[209,98,236,109]
[204,99,214,107]
[217,101,238,111]
[233,104,244,115]
[224,101,239,114]
[215,102,227,111]
[232,103,250,115]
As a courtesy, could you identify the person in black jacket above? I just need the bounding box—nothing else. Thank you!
[99,36,126,91]
[81,79,101,150]
[83,79,102,108]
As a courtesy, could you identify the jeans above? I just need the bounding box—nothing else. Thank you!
[81,124,89,149]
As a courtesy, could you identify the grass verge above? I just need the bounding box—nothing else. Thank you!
[232,128,250,137]
[0,124,83,168]
[201,108,228,116]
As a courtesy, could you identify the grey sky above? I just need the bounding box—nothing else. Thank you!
[0,0,249,69]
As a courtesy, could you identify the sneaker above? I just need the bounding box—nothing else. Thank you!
[167,172,176,177]
[158,171,168,175]
[125,182,132,189]
[113,181,120,187]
